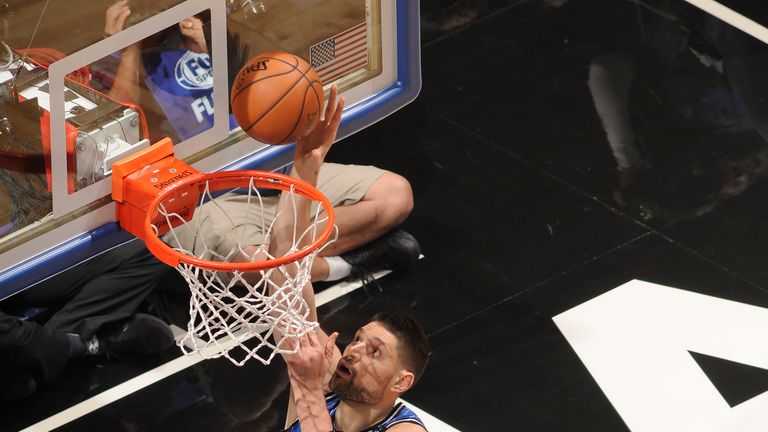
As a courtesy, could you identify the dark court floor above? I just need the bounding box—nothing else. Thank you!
[6,0,768,430]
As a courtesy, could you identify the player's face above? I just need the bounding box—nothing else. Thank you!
[329,322,402,404]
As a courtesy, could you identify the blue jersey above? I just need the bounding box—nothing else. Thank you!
[285,394,426,431]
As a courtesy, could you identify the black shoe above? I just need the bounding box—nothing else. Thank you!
[340,229,421,276]
[1,370,37,400]
[102,314,175,357]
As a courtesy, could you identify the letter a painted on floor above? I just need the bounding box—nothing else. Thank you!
[554,280,768,432]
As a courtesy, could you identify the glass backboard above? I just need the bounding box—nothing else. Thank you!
[0,0,420,299]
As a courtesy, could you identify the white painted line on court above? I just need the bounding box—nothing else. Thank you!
[22,353,204,431]
[21,327,248,432]
[315,269,392,304]
[685,0,768,45]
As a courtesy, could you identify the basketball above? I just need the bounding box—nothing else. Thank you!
[230,52,324,145]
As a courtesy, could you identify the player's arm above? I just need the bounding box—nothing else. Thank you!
[266,84,344,319]
[244,84,343,283]
[268,84,343,267]
[276,85,344,428]
[283,332,339,432]
[284,328,341,429]
[246,85,345,345]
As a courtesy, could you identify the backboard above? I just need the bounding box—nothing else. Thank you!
[0,0,420,299]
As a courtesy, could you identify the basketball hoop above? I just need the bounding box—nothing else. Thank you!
[112,139,336,365]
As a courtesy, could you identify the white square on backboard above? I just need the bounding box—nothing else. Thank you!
[47,0,229,218]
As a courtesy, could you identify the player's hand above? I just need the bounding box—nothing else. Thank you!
[105,0,131,36]
[284,331,339,392]
[293,85,345,184]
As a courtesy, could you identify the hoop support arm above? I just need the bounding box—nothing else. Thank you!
[111,137,202,242]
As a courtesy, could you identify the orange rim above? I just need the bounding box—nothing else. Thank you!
[143,169,335,271]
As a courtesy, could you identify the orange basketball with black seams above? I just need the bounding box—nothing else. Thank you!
[230,51,324,145]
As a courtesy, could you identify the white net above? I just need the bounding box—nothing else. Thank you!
[151,174,336,366]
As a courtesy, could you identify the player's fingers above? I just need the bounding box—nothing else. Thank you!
[286,336,307,354]
[282,345,296,357]
[327,85,338,116]
[282,336,299,352]
[307,331,320,347]
[329,97,345,130]
[324,85,337,123]
[302,333,312,348]
[325,332,339,359]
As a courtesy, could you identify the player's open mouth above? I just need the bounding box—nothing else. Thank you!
[336,361,352,378]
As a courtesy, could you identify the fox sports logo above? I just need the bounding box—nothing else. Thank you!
[175,51,213,90]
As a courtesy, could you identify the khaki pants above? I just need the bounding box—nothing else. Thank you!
[163,163,387,260]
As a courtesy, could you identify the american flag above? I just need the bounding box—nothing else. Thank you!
[310,21,368,84]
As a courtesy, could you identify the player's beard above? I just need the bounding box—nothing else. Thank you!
[329,372,383,404]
